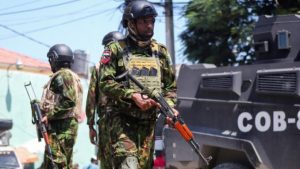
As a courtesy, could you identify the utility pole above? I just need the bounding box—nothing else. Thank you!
[164,0,176,66]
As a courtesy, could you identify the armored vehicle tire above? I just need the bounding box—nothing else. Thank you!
[213,163,250,169]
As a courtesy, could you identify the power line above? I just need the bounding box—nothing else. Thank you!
[0,0,40,12]
[6,2,105,26]
[1,1,185,39]
[0,6,118,40]
[24,7,117,34]
[0,0,80,16]
[0,24,50,48]
[116,0,188,11]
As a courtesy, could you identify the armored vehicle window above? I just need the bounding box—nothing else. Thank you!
[277,30,290,50]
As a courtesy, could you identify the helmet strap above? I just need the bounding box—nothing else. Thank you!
[50,62,58,73]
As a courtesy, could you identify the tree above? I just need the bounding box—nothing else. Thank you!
[180,0,298,66]
[180,0,255,66]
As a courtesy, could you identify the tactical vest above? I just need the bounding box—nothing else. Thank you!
[111,40,162,120]
[119,41,162,93]
[40,69,83,120]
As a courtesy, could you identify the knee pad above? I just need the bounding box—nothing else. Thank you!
[120,156,138,169]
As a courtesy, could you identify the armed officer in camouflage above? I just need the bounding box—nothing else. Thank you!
[39,44,83,169]
[99,1,177,168]
[86,31,124,169]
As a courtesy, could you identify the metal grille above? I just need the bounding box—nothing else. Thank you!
[202,76,233,89]
[257,72,297,94]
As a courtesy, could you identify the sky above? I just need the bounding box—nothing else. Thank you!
[0,0,190,67]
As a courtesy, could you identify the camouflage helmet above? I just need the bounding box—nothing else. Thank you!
[47,44,73,72]
[122,0,157,46]
[102,31,124,46]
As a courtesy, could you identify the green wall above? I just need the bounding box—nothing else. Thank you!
[0,69,96,168]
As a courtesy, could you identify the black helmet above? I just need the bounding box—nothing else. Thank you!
[47,44,73,72]
[102,31,124,46]
[122,0,157,28]
[122,0,157,46]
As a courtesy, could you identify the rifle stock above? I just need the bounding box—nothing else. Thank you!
[24,82,58,169]
[117,71,212,166]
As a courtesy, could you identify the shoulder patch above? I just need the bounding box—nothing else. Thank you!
[100,48,111,64]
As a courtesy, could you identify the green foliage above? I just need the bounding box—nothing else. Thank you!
[180,0,298,66]
[180,0,255,66]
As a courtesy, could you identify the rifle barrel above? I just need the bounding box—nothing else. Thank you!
[124,72,212,166]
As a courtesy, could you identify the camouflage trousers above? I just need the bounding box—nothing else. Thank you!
[109,113,156,169]
[39,117,78,169]
[97,112,113,169]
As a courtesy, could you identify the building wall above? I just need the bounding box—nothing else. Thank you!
[0,68,95,167]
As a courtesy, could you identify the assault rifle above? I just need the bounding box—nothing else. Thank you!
[24,82,58,169]
[116,71,212,166]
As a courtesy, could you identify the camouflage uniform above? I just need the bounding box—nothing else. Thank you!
[86,63,113,169]
[39,68,83,169]
[86,64,100,127]
[99,37,176,169]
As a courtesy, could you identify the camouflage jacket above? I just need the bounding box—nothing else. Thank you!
[99,38,177,117]
[41,68,83,120]
[86,63,100,125]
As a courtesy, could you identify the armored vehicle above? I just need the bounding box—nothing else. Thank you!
[0,119,23,169]
[163,14,300,169]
